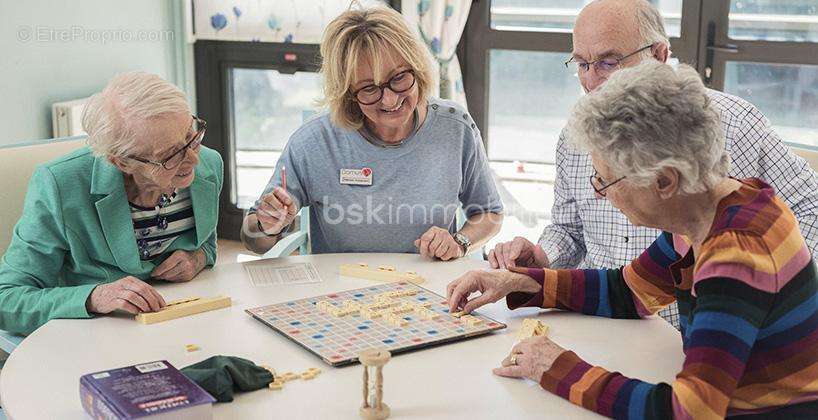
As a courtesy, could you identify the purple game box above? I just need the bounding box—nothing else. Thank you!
[79,360,215,419]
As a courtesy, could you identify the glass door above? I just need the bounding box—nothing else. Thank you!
[231,68,322,210]
[699,0,818,146]
[465,0,702,164]
[462,0,702,248]
[194,41,321,240]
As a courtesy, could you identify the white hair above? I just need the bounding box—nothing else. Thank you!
[634,0,671,58]
[82,71,190,158]
[566,60,730,195]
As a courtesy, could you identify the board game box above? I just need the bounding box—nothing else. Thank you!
[79,360,215,419]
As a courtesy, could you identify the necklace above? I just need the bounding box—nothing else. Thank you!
[359,108,420,148]
[135,190,177,260]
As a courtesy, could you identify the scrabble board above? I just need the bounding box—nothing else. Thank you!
[246,282,506,366]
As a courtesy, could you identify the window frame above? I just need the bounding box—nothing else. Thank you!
[462,0,703,152]
[698,0,818,90]
[194,40,321,240]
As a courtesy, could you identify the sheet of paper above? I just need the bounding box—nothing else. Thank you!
[244,263,322,286]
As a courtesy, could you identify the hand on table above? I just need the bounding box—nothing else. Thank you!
[414,227,464,261]
[151,249,206,282]
[488,236,549,269]
[86,276,166,314]
[494,336,566,381]
[256,187,297,236]
[446,269,541,313]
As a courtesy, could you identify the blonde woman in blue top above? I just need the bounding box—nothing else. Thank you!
[242,6,504,259]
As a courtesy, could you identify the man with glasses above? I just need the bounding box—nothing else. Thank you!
[488,0,818,329]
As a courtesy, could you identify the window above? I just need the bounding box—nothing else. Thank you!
[195,41,321,239]
[729,1,818,42]
[491,0,683,37]
[703,0,818,148]
[488,50,583,164]
[465,0,698,248]
[724,62,818,146]
[232,68,322,208]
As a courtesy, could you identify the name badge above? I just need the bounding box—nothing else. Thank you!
[340,167,373,186]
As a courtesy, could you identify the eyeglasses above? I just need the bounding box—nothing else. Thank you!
[129,115,206,170]
[565,44,654,75]
[351,70,416,106]
[590,169,626,197]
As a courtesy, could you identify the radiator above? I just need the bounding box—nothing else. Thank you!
[51,98,89,138]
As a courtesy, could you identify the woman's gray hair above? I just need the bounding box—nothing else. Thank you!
[566,60,730,195]
[635,0,670,58]
[82,71,190,158]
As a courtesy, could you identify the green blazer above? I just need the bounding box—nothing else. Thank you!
[0,146,223,334]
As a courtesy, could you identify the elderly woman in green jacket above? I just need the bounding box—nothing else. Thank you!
[0,72,223,335]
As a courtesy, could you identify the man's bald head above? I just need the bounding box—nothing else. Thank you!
[576,0,641,50]
[572,0,670,92]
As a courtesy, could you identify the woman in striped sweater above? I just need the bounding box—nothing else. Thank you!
[447,60,818,418]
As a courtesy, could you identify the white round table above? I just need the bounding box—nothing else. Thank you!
[0,254,684,419]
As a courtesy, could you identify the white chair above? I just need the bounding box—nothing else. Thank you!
[0,136,87,255]
[262,207,311,258]
[0,135,87,354]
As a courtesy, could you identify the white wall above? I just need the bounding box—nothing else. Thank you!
[0,0,183,145]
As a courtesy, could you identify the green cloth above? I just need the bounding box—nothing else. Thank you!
[181,356,274,403]
[0,146,223,335]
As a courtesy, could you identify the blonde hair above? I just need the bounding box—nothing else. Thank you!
[319,5,433,130]
[82,71,190,158]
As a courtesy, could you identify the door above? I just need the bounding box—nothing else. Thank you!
[699,0,818,147]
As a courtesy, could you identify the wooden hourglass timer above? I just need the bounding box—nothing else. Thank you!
[359,349,391,419]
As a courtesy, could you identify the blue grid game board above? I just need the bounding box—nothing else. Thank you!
[246,282,506,366]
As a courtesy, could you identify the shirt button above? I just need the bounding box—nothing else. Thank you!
[471,123,476,129]
[449,107,456,113]
[462,113,468,119]
[431,104,439,110]
[624,236,629,243]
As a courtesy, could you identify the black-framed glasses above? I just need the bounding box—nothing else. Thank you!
[351,69,416,105]
[565,44,654,74]
[129,115,206,170]
[590,169,626,197]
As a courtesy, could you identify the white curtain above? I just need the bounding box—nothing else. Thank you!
[403,0,471,108]
[193,0,383,43]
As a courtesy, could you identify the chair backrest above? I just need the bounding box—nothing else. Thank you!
[0,136,87,255]
[790,143,818,173]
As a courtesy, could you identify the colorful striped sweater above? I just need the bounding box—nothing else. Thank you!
[507,178,818,419]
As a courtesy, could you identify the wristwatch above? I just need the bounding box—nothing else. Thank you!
[452,232,471,255]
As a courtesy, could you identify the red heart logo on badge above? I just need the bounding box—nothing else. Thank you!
[362,167,372,177]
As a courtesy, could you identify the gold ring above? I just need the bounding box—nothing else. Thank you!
[509,354,518,365]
